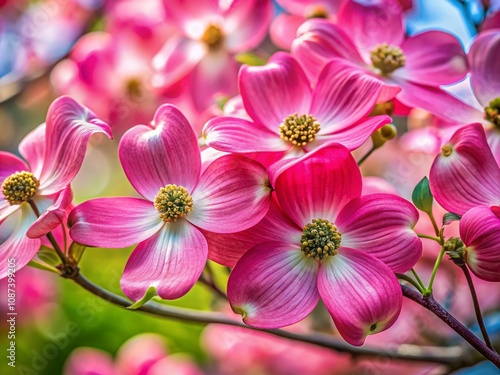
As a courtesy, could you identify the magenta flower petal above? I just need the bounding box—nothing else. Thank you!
[27,187,73,239]
[240,52,312,131]
[18,124,46,178]
[189,155,271,233]
[400,31,467,86]
[0,151,30,183]
[430,123,500,215]
[292,20,365,84]
[0,205,40,279]
[203,116,289,153]
[224,0,273,52]
[204,199,302,267]
[468,30,500,107]
[310,59,387,129]
[153,37,207,89]
[119,105,201,201]
[338,0,404,52]
[460,205,500,282]
[308,115,390,151]
[38,96,112,195]
[121,220,207,301]
[335,194,421,273]
[394,79,485,123]
[272,144,362,227]
[318,248,402,346]
[227,242,320,328]
[68,197,163,248]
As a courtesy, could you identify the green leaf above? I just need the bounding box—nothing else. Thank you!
[235,52,267,66]
[69,242,86,264]
[412,177,434,213]
[28,259,59,274]
[443,212,461,226]
[127,286,157,310]
[35,245,61,267]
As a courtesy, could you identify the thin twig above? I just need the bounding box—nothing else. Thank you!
[460,265,494,350]
[402,285,500,368]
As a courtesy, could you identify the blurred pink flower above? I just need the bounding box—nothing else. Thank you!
[271,0,342,50]
[153,0,273,112]
[225,144,421,345]
[203,52,390,166]
[64,333,202,375]
[0,96,111,278]
[292,0,468,115]
[69,104,272,301]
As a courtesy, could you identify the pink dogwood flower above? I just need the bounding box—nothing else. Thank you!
[203,52,391,165]
[0,96,112,279]
[430,123,500,281]
[153,0,273,112]
[69,104,272,301]
[292,0,468,113]
[226,144,421,345]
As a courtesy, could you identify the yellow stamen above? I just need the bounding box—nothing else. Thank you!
[2,171,39,205]
[154,184,193,222]
[279,113,321,147]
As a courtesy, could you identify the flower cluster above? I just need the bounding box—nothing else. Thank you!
[2,0,500,364]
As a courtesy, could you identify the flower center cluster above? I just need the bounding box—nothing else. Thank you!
[154,184,193,222]
[125,78,143,100]
[370,43,406,75]
[307,5,328,18]
[441,144,453,157]
[2,171,39,205]
[202,24,224,49]
[300,219,341,261]
[279,113,321,147]
[485,97,500,128]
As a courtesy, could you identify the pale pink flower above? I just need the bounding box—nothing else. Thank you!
[203,52,390,165]
[69,105,272,301]
[224,144,421,345]
[152,0,273,111]
[292,0,468,114]
[0,96,112,279]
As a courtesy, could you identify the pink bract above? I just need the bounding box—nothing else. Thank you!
[291,0,468,115]
[225,144,421,345]
[69,104,272,301]
[203,52,390,166]
[0,96,112,279]
[429,123,500,216]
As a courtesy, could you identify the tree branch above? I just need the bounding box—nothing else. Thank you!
[70,272,476,367]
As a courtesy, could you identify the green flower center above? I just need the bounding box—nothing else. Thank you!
[300,219,341,260]
[125,78,143,100]
[370,43,406,75]
[2,171,39,205]
[485,97,500,128]
[279,113,321,147]
[154,184,194,222]
[202,24,224,49]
